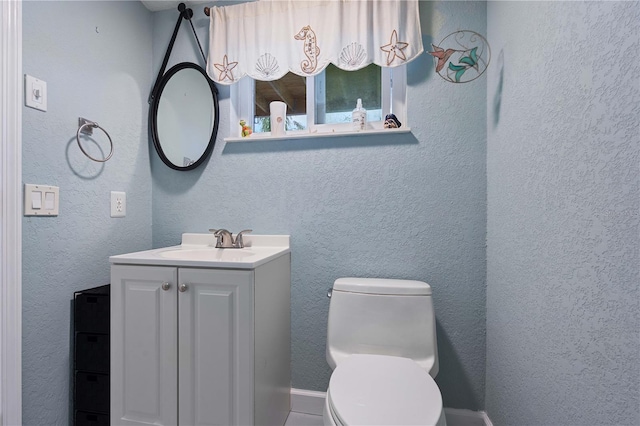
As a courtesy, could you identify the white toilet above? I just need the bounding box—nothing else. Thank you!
[323,277,446,426]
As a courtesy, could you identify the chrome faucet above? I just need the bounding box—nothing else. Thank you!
[209,229,252,248]
[209,229,233,248]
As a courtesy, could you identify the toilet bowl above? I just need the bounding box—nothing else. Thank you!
[324,278,446,426]
[323,354,445,426]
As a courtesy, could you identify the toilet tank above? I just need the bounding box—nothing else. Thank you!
[326,278,439,378]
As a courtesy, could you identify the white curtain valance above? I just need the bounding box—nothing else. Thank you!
[206,0,423,85]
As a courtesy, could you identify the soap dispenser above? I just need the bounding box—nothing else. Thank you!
[352,98,366,131]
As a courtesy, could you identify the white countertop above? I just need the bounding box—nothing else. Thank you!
[110,234,290,270]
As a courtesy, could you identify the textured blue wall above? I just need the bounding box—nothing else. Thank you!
[485,1,640,425]
[150,1,487,410]
[22,1,153,424]
[21,1,640,423]
[21,1,488,421]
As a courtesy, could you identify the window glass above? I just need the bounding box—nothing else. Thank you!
[241,63,403,137]
[317,64,382,125]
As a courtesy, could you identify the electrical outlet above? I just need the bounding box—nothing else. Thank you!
[110,191,126,218]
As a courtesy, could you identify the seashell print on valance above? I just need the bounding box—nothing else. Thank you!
[206,0,423,85]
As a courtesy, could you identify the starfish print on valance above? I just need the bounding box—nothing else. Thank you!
[380,30,410,66]
[213,55,238,82]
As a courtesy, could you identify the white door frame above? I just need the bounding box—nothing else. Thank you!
[0,0,23,425]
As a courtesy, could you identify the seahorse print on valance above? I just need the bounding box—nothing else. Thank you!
[206,0,423,85]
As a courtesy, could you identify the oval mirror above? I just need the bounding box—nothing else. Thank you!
[150,62,219,171]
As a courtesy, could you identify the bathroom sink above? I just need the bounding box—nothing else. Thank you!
[158,248,257,261]
[110,233,290,269]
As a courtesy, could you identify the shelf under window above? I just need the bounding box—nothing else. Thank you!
[224,127,411,143]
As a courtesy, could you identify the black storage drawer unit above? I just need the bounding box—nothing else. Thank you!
[74,290,110,334]
[73,285,110,425]
[75,372,110,413]
[75,333,109,373]
[75,410,109,426]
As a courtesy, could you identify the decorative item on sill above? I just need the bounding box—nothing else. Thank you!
[429,30,491,83]
[239,120,252,137]
[352,99,367,131]
[384,114,402,129]
[269,101,287,137]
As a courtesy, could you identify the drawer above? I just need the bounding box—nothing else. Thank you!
[75,372,109,413]
[74,293,109,333]
[75,333,109,373]
[74,410,109,426]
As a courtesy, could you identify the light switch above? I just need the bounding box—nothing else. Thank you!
[31,191,42,209]
[24,184,58,216]
[24,74,48,112]
[45,192,55,210]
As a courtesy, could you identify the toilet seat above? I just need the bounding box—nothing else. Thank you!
[327,354,444,426]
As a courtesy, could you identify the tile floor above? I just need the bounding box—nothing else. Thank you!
[284,409,486,426]
[284,412,324,426]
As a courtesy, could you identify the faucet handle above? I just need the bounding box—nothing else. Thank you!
[233,229,252,248]
[208,229,220,246]
[210,228,232,248]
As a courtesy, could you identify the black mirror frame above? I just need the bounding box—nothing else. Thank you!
[149,62,220,171]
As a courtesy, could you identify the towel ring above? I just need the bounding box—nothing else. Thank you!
[76,118,113,162]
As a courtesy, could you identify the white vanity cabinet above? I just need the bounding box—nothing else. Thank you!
[110,235,291,426]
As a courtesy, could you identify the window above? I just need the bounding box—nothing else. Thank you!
[230,64,406,138]
[314,64,382,126]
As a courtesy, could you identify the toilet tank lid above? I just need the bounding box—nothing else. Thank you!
[333,277,432,295]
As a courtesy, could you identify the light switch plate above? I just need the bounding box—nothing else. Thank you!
[24,75,48,112]
[24,184,58,216]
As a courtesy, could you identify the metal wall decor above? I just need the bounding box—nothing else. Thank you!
[429,30,491,83]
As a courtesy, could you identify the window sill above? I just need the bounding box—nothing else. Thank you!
[224,127,411,143]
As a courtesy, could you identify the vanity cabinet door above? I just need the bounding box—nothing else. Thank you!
[177,268,254,426]
[111,265,178,426]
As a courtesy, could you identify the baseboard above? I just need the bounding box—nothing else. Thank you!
[482,411,493,426]
[290,388,326,416]
[290,388,493,426]
[444,408,493,426]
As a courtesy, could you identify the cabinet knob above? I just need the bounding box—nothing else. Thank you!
[161,282,171,291]
[179,283,188,293]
